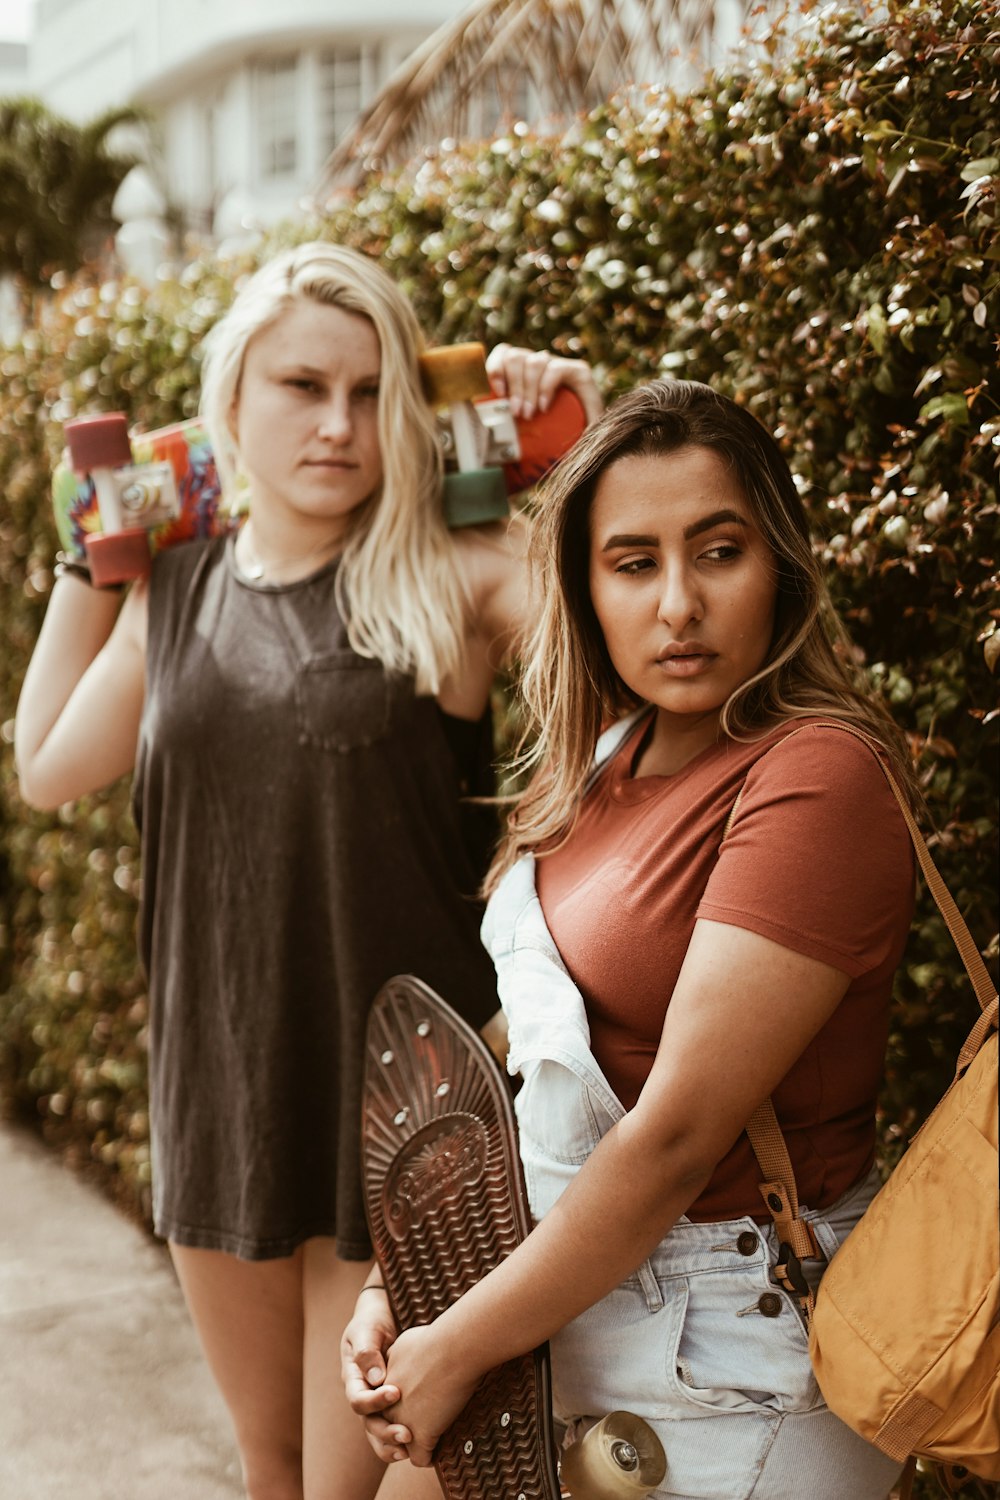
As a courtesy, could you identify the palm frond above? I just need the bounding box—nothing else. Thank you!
[316,0,723,196]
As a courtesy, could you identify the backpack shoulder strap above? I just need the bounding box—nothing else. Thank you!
[729,719,998,1313]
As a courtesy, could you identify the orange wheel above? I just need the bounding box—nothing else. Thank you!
[419,343,493,405]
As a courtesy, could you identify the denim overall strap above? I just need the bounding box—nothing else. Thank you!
[483,855,626,1121]
[482,851,664,1312]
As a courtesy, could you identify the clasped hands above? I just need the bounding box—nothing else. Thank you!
[341,1289,480,1470]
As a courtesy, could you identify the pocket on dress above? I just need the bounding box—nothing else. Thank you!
[294,651,404,752]
[668,1272,821,1416]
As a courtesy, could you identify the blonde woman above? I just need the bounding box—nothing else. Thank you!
[348,380,916,1499]
[15,242,601,1500]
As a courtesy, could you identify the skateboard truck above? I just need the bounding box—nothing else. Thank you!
[61,413,181,587]
[419,342,587,527]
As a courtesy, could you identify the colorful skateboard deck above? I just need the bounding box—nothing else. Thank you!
[52,417,231,573]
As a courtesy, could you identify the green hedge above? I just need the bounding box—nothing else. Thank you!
[2,0,997,1250]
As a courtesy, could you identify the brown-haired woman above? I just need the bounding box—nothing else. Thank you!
[346,378,916,1498]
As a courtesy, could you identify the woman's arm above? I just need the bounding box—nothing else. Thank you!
[341,1278,417,1467]
[471,348,603,654]
[15,575,148,808]
[438,349,602,718]
[372,920,851,1465]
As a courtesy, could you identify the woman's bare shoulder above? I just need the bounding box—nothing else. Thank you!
[454,510,527,576]
[441,513,529,674]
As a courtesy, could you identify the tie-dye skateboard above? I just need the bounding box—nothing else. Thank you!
[52,414,230,588]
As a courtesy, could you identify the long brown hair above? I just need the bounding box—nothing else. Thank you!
[487,378,920,891]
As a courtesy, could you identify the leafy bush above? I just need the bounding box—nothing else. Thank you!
[1,0,996,1277]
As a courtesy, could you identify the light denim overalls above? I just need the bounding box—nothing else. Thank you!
[481,722,903,1500]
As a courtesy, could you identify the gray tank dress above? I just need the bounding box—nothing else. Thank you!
[133,534,500,1260]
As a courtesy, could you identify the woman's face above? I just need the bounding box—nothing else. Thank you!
[588,445,778,739]
[233,298,384,535]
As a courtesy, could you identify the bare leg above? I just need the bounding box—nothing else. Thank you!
[170,1242,306,1500]
[300,1239,387,1500]
[376,1464,448,1498]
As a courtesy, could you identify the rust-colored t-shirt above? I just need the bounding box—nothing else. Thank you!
[535,718,915,1222]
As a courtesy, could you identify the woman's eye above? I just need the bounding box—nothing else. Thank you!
[285,377,320,393]
[355,385,380,401]
[702,542,742,562]
[615,556,654,576]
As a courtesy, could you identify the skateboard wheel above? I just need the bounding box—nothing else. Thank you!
[420,343,493,405]
[442,467,509,528]
[560,1412,666,1500]
[84,529,152,587]
[65,414,132,472]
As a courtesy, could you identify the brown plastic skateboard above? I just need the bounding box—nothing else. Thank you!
[362,974,562,1499]
[361,976,667,1500]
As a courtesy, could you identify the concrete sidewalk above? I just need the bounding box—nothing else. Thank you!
[0,1118,242,1499]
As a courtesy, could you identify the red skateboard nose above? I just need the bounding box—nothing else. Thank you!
[503,386,587,493]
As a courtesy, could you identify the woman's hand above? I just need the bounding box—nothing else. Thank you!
[378,1323,482,1469]
[486,344,604,426]
[341,1286,412,1465]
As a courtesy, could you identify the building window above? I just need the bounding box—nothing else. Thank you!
[255,56,299,179]
[318,47,364,154]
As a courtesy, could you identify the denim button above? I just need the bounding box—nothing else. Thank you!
[758,1293,783,1317]
[737,1232,759,1256]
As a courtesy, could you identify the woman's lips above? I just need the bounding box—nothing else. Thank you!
[655,651,717,677]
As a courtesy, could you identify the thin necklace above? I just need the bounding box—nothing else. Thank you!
[237,521,342,582]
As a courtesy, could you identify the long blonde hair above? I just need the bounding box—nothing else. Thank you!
[487,378,920,891]
[200,242,465,694]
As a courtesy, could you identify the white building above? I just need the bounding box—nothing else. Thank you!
[25,0,765,257]
[0,38,28,95]
[28,0,475,237]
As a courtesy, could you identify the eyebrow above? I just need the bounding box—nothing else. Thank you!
[278,363,381,382]
[279,362,327,376]
[600,510,750,551]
